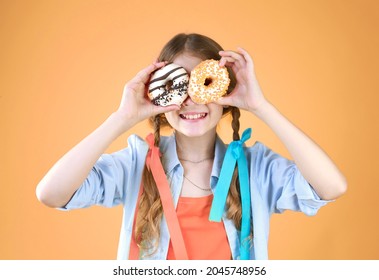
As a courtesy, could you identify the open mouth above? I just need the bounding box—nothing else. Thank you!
[179,113,207,120]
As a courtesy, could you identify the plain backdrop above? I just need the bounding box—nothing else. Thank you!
[1,0,378,259]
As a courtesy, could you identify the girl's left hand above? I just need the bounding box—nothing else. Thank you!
[217,48,267,113]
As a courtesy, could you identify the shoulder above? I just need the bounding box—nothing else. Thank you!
[126,134,148,148]
[125,134,149,155]
[244,141,269,160]
[244,141,291,177]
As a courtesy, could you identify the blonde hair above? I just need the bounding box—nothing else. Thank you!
[135,33,245,256]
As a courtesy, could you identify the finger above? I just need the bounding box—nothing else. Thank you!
[219,57,227,67]
[219,51,245,68]
[214,95,234,107]
[220,50,245,62]
[220,57,243,72]
[219,56,238,67]
[134,62,166,84]
[236,47,254,66]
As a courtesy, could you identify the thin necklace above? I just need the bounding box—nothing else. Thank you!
[183,174,212,192]
[179,157,214,164]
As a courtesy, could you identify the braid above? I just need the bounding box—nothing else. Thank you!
[136,114,164,257]
[231,107,241,141]
[226,106,242,230]
[153,115,161,147]
[227,107,254,241]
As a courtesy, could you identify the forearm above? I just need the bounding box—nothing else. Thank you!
[252,101,347,200]
[36,112,134,208]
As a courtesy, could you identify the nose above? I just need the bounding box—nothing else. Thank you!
[182,94,195,106]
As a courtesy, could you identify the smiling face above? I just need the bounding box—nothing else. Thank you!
[164,53,224,138]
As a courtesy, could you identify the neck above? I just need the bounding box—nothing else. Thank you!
[175,130,216,162]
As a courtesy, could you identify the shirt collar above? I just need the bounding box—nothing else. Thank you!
[160,134,181,174]
[211,134,227,179]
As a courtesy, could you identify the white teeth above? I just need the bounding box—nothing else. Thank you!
[181,113,206,120]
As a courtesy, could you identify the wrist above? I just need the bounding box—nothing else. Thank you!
[107,111,136,137]
[250,101,286,130]
[248,99,272,118]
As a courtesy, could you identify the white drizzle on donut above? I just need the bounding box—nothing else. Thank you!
[148,63,189,106]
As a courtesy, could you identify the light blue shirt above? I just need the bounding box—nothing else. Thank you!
[60,134,330,260]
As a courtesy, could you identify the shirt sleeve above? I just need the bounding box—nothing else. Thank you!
[59,134,147,210]
[251,142,330,216]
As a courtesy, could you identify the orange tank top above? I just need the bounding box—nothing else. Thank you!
[166,195,231,260]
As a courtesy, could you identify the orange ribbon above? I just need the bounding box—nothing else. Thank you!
[129,134,188,260]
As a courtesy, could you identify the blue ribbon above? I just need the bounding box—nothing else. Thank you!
[209,128,252,260]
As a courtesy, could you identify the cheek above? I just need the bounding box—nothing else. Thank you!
[164,112,177,126]
[209,105,224,120]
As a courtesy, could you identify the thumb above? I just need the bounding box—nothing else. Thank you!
[215,95,233,107]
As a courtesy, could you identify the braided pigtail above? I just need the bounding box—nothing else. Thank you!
[226,107,242,230]
[135,114,164,256]
[231,107,241,141]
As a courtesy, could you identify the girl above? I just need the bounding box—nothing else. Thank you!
[36,33,347,260]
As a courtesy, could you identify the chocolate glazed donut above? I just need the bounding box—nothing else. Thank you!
[148,63,189,106]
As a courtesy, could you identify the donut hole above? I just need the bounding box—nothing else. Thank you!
[165,80,173,91]
[204,78,213,86]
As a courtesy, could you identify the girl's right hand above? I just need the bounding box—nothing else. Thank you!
[36,61,180,208]
[116,61,180,129]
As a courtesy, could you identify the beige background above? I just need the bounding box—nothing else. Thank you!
[1,0,378,259]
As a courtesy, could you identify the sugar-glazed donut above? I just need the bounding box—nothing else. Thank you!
[188,59,230,104]
[148,63,189,106]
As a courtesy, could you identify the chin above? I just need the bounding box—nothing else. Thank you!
[179,131,205,138]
